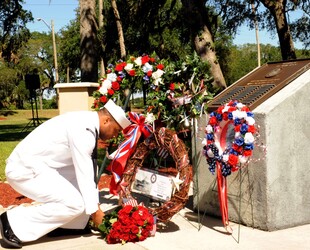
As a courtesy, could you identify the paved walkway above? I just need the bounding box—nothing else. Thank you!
[1,190,310,249]
[1,206,310,250]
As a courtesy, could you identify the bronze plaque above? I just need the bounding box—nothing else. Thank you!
[207,58,310,111]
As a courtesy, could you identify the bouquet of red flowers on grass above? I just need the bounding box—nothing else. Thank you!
[98,204,155,244]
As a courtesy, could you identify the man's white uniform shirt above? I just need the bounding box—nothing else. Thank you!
[6,111,100,215]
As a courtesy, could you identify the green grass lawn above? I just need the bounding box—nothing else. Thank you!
[0,109,59,181]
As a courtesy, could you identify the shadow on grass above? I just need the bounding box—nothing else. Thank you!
[0,110,18,116]
[0,117,50,141]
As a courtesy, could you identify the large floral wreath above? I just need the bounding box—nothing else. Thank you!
[92,53,214,131]
[203,100,256,177]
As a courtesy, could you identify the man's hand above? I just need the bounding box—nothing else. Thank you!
[91,205,105,228]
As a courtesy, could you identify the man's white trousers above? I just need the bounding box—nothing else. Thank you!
[5,162,90,242]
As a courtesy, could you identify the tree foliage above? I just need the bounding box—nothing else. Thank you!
[0,0,33,62]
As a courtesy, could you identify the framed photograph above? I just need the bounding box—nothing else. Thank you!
[131,168,174,202]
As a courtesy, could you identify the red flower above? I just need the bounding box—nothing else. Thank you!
[228,154,238,166]
[217,106,224,114]
[169,83,175,90]
[156,64,164,70]
[103,204,154,244]
[228,107,236,112]
[209,116,217,126]
[149,57,156,63]
[243,150,252,157]
[147,70,152,77]
[223,113,229,121]
[99,95,107,103]
[107,89,114,95]
[129,69,136,76]
[232,144,242,152]
[247,125,256,133]
[117,76,123,82]
[234,124,241,132]
[112,81,120,90]
[119,205,133,214]
[115,63,125,71]
[141,55,150,64]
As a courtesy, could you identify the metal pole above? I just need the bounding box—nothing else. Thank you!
[51,20,59,83]
[37,18,59,83]
[251,2,261,67]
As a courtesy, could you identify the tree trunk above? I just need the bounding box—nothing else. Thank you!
[194,25,227,88]
[80,0,98,82]
[111,0,126,59]
[181,0,226,89]
[259,0,296,60]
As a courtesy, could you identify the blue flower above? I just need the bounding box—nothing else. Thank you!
[244,143,254,150]
[216,113,223,121]
[229,149,239,155]
[143,75,150,81]
[240,123,249,134]
[210,112,216,117]
[247,112,254,118]
[228,112,233,120]
[235,137,244,146]
[119,71,126,78]
[207,133,214,140]
[234,118,241,125]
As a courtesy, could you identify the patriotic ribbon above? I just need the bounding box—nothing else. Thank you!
[107,112,153,195]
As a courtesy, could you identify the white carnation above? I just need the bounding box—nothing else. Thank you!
[244,132,255,144]
[154,78,163,86]
[246,116,255,126]
[102,79,112,89]
[145,112,155,124]
[152,69,165,79]
[142,62,153,73]
[124,63,134,71]
[232,110,247,119]
[99,86,108,95]
[107,73,117,82]
[206,125,213,133]
[236,102,245,109]
[134,57,142,66]
[235,132,241,138]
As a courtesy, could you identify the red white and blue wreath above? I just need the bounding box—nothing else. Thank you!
[202,100,256,231]
[203,100,256,177]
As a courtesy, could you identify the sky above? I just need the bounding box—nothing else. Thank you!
[22,0,304,49]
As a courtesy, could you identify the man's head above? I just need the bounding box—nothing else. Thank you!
[98,100,131,141]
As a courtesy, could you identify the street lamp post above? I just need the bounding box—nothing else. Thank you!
[37,18,59,83]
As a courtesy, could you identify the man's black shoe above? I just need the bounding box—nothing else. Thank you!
[47,226,91,237]
[0,212,22,249]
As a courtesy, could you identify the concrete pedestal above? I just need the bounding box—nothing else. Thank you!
[54,82,99,114]
[193,69,310,231]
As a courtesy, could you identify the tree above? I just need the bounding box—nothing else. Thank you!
[80,0,98,82]
[111,0,126,59]
[216,0,310,60]
[181,0,227,89]
[59,19,81,82]
[0,0,33,62]
[258,0,296,60]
